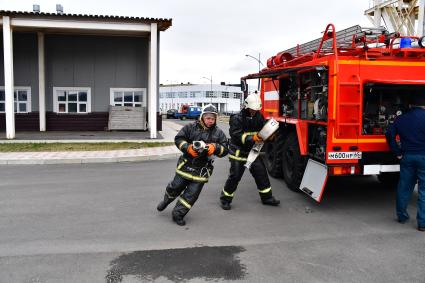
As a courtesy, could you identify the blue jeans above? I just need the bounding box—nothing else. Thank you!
[396,154,425,228]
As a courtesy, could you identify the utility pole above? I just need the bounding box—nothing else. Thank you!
[245,53,264,91]
[202,76,213,104]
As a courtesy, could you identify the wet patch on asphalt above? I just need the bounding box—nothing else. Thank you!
[106,245,246,282]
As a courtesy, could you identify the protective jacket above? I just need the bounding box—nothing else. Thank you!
[386,107,425,156]
[228,108,265,161]
[175,120,228,182]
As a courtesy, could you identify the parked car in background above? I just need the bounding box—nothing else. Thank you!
[166,109,178,119]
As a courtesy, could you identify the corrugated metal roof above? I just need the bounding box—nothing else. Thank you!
[0,10,172,31]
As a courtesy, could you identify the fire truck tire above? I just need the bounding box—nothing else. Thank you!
[377,172,400,188]
[281,132,307,192]
[263,137,283,178]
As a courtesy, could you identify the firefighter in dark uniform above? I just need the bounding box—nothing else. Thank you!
[220,93,280,210]
[157,104,228,226]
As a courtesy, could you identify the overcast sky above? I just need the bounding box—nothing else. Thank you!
[0,0,372,86]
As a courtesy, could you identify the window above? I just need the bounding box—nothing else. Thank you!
[53,87,91,113]
[178,92,188,98]
[222,92,229,98]
[190,91,201,98]
[110,88,146,108]
[0,87,31,113]
[166,92,174,98]
[206,91,217,98]
[233,92,241,99]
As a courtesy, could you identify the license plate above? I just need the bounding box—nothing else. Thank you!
[328,152,362,160]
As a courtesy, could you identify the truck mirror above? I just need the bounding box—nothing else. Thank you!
[241,80,247,92]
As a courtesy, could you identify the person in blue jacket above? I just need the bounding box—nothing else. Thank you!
[386,95,425,232]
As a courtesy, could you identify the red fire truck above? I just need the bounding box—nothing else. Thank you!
[241,24,425,202]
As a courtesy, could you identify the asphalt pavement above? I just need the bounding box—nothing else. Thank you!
[0,158,423,282]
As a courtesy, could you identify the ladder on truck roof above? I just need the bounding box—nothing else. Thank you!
[283,25,387,58]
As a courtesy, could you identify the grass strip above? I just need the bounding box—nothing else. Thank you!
[0,142,174,152]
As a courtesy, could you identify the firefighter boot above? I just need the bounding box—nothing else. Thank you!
[262,196,280,206]
[172,214,186,226]
[220,200,231,210]
[157,193,175,212]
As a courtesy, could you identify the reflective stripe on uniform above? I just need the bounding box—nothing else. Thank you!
[241,132,257,144]
[229,154,248,162]
[219,145,224,156]
[176,169,209,182]
[179,197,192,209]
[222,188,234,198]
[178,141,188,150]
[177,159,187,170]
[259,187,272,194]
[229,149,247,162]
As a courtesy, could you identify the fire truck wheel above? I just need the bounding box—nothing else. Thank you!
[281,132,307,192]
[377,172,399,189]
[263,138,283,178]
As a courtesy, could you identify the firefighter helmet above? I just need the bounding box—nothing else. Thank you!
[200,104,217,128]
[244,93,262,110]
[201,104,218,117]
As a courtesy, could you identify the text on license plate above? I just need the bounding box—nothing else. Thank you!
[328,152,362,160]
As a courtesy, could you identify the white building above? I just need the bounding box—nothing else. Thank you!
[159,84,243,114]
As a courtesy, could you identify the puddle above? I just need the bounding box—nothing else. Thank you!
[106,245,246,282]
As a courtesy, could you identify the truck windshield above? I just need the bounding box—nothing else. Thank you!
[362,83,425,135]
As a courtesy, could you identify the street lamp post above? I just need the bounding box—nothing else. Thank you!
[202,76,213,104]
[245,53,264,91]
[166,80,174,110]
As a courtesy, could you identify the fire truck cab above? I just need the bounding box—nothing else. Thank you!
[243,24,425,202]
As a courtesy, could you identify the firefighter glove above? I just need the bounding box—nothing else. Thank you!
[207,143,216,156]
[187,144,199,157]
[252,134,263,143]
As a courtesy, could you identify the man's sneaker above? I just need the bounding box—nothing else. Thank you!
[220,201,231,210]
[157,200,169,212]
[262,196,280,206]
[397,218,409,224]
[172,215,186,226]
[418,226,425,232]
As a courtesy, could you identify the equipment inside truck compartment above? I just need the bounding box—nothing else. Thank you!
[279,68,328,121]
[362,83,425,135]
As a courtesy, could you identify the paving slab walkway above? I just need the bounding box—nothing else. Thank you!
[0,120,183,165]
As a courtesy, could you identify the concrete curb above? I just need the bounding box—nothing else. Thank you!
[0,120,185,165]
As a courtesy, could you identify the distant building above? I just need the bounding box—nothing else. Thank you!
[159,84,243,114]
[0,9,171,139]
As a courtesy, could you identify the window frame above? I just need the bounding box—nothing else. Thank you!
[53,87,92,114]
[110,88,147,108]
[0,86,32,113]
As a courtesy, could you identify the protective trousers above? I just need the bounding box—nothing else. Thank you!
[164,173,205,218]
[221,157,273,203]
